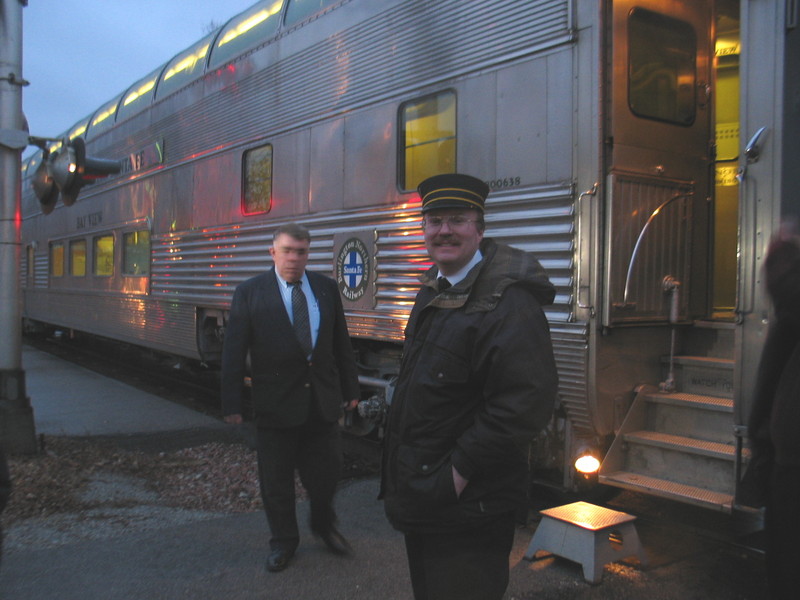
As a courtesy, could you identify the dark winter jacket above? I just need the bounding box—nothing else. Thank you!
[381,238,559,533]
[749,238,800,467]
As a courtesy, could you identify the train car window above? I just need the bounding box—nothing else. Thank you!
[399,91,457,191]
[123,231,151,276]
[284,0,337,27]
[21,153,38,181]
[70,240,87,277]
[242,144,273,215]
[65,117,91,142]
[50,242,64,278]
[628,8,696,126]
[26,245,35,281]
[117,67,163,123]
[156,33,217,100]
[93,235,115,277]
[86,95,122,140]
[208,0,284,71]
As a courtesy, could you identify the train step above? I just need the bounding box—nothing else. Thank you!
[599,381,742,512]
[642,391,734,444]
[622,430,737,461]
[620,430,738,495]
[599,470,734,512]
[664,356,734,398]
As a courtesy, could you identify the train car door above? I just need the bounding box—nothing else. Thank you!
[602,0,713,326]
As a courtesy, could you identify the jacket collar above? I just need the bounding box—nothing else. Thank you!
[420,239,555,313]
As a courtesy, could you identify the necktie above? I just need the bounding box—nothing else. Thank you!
[290,282,312,357]
[438,277,451,292]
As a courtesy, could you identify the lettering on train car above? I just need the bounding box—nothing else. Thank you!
[336,238,370,302]
[487,177,521,191]
[119,141,165,175]
[76,211,103,229]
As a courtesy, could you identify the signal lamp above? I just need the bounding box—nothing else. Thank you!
[31,154,58,214]
[40,137,121,210]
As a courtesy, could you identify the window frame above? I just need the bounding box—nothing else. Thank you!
[122,230,151,277]
[69,239,87,277]
[241,143,274,215]
[50,241,64,278]
[93,234,115,277]
[627,7,698,127]
[398,90,457,192]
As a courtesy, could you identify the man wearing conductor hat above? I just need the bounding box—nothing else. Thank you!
[380,173,559,600]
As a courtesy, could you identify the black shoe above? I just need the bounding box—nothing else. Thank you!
[314,526,353,556]
[267,549,293,572]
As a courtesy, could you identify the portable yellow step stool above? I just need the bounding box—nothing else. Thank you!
[524,501,648,584]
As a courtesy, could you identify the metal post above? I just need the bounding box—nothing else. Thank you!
[0,0,36,454]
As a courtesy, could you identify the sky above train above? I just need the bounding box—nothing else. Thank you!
[21,0,257,156]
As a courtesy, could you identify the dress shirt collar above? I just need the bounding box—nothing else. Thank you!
[439,249,483,287]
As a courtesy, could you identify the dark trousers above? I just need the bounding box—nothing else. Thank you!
[403,512,516,600]
[256,419,342,553]
[766,463,800,599]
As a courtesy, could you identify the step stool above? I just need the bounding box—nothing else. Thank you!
[524,501,648,584]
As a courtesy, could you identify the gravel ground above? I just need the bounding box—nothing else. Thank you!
[2,436,271,552]
[2,433,377,554]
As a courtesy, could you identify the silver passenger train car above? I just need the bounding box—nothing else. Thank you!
[20,0,799,511]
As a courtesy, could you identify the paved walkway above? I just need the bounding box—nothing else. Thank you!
[0,345,769,599]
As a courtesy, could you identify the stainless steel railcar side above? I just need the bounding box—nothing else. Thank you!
[20,0,799,510]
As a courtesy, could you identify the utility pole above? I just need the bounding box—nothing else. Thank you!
[0,0,36,454]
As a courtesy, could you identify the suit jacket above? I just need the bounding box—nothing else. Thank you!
[221,268,360,428]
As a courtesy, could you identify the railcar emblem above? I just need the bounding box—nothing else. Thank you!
[336,237,370,301]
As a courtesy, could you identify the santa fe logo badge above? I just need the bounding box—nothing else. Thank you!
[336,237,370,301]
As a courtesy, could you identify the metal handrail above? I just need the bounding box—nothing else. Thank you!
[622,191,693,305]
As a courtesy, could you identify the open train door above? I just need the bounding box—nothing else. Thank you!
[602,0,713,326]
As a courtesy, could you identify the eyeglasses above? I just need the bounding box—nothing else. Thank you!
[421,215,481,231]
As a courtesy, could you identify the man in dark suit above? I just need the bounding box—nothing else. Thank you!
[221,222,360,573]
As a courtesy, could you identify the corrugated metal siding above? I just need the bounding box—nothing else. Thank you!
[90,0,571,160]
[150,181,589,426]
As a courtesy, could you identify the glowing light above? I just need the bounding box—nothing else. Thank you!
[123,80,156,106]
[92,102,118,127]
[217,1,283,47]
[163,43,211,81]
[575,454,601,475]
[69,123,87,139]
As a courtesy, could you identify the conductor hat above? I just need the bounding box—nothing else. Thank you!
[418,173,490,213]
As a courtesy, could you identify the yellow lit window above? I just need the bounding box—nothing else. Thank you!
[70,240,87,277]
[87,95,122,140]
[400,91,456,191]
[117,68,161,122]
[50,242,64,278]
[157,33,215,99]
[68,119,89,140]
[94,235,115,277]
[208,0,284,70]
